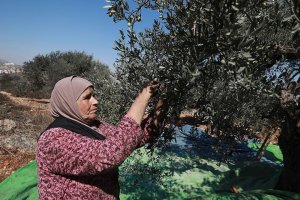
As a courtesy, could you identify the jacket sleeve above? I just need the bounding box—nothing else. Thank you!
[137,115,161,147]
[37,116,144,176]
[98,116,160,147]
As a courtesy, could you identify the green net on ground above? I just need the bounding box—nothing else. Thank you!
[0,144,299,200]
[0,160,38,200]
[248,142,283,163]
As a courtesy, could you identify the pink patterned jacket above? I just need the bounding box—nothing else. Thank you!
[36,115,153,200]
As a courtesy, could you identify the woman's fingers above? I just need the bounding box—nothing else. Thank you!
[148,81,160,96]
[140,81,160,96]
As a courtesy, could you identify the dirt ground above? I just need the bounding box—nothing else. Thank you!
[0,91,52,182]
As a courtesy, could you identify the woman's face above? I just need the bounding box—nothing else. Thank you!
[77,87,98,123]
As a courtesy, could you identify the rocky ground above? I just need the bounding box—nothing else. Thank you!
[0,91,52,182]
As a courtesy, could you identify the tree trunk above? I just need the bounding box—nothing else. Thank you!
[275,115,300,192]
[256,132,271,161]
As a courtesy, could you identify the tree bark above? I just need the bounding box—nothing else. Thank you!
[275,115,300,192]
[256,132,271,161]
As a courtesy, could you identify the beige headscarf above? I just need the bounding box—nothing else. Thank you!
[50,76,93,125]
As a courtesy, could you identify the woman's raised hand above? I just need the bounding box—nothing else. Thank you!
[139,81,160,100]
[126,81,160,125]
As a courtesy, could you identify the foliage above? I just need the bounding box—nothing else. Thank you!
[0,73,28,97]
[105,0,300,146]
[0,73,19,92]
[22,51,104,98]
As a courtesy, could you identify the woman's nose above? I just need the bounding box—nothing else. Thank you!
[92,97,98,105]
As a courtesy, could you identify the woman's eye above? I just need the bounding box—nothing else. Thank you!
[84,95,91,99]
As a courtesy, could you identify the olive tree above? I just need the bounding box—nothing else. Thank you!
[105,0,300,192]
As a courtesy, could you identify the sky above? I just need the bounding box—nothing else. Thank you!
[0,0,156,70]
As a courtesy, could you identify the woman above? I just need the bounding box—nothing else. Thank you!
[36,76,164,199]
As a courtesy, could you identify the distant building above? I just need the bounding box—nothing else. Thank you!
[0,64,23,74]
[3,62,15,66]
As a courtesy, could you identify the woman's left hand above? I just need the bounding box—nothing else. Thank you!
[139,81,160,100]
[126,81,160,125]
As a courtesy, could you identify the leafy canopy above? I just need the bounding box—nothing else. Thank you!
[105,0,300,145]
